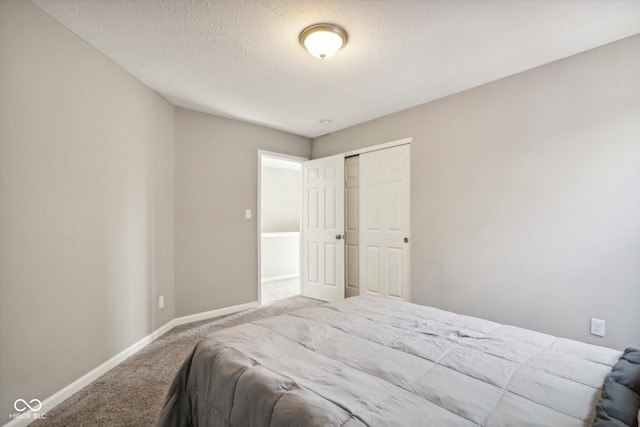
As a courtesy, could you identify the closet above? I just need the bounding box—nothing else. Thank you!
[302,142,411,302]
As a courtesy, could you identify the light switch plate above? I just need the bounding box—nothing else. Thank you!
[245,209,252,219]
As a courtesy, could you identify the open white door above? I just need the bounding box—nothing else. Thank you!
[359,144,411,301]
[302,155,345,302]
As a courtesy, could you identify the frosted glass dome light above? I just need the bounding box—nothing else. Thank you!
[299,24,348,59]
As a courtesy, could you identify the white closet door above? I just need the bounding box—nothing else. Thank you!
[359,144,411,301]
[302,155,345,302]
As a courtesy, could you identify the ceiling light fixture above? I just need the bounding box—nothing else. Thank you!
[299,23,348,59]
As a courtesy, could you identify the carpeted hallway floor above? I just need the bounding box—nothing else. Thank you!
[32,296,323,426]
[261,277,300,305]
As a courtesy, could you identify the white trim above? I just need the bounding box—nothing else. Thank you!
[258,150,308,163]
[261,231,299,238]
[341,137,412,157]
[172,301,257,325]
[261,274,299,283]
[2,301,258,427]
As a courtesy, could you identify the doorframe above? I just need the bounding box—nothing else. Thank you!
[257,150,308,306]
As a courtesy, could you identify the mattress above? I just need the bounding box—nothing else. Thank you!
[158,296,622,426]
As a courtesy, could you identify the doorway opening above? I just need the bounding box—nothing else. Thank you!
[258,153,305,305]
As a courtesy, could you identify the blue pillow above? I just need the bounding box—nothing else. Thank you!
[593,348,640,427]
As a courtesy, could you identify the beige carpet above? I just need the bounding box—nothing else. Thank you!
[261,277,300,305]
[32,296,323,426]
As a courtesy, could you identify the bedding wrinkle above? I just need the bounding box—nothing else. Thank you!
[337,415,368,427]
[227,362,250,424]
[266,380,291,427]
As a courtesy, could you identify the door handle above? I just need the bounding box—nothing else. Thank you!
[404,237,409,243]
[336,234,343,240]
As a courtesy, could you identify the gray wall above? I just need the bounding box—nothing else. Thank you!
[0,0,175,419]
[175,108,310,316]
[313,35,640,350]
[261,166,301,233]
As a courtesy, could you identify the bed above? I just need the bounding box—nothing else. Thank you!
[158,296,638,427]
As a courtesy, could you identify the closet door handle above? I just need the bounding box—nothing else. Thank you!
[404,237,409,243]
[336,234,343,240]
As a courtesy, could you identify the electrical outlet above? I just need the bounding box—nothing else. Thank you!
[590,318,605,337]
[159,295,165,309]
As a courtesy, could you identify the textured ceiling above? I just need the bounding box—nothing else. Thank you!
[31,0,640,138]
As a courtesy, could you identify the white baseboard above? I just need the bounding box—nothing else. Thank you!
[261,274,299,283]
[172,301,258,325]
[3,301,258,427]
